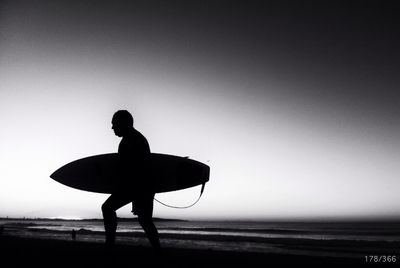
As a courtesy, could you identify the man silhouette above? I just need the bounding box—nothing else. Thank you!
[101,110,161,252]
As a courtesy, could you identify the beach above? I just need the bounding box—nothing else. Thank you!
[0,219,399,267]
[0,235,362,267]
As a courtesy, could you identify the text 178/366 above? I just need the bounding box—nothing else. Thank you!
[365,256,397,263]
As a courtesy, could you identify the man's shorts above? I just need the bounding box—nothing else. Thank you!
[131,192,155,217]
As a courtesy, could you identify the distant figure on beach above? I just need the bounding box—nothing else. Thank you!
[71,229,76,241]
[101,110,161,252]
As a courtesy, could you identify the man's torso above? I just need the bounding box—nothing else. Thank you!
[117,128,153,193]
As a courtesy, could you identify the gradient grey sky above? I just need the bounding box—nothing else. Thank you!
[0,1,399,220]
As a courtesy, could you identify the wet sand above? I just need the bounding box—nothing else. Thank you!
[0,234,363,267]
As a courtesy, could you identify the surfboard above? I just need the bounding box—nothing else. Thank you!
[50,153,210,194]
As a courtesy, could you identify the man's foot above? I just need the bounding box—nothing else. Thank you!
[153,246,163,257]
[105,236,116,249]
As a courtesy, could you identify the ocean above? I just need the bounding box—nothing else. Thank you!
[1,219,399,259]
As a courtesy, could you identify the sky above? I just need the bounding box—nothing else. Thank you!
[0,0,399,221]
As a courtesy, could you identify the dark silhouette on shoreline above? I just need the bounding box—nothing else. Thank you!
[101,110,161,253]
[71,229,76,241]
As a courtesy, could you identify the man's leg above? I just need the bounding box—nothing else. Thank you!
[138,215,161,251]
[136,194,161,252]
[101,194,131,246]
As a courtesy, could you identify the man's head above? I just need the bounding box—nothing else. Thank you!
[112,110,134,137]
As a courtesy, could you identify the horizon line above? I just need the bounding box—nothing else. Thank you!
[1,216,400,223]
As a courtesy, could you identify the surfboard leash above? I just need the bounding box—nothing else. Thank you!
[153,183,206,209]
